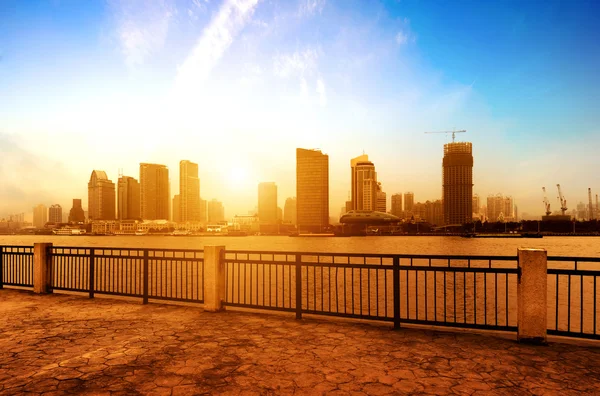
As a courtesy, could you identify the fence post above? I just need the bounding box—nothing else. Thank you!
[0,246,4,289]
[143,249,149,304]
[393,256,400,330]
[33,243,53,294]
[295,254,302,320]
[89,248,95,299]
[204,246,225,312]
[517,248,547,344]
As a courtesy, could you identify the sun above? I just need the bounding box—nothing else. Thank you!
[225,166,251,190]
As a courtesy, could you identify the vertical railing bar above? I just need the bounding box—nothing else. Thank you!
[594,275,597,336]
[474,269,477,325]
[443,270,447,322]
[568,273,572,332]
[276,262,279,308]
[580,263,583,334]
[453,269,456,323]
[359,266,363,315]
[495,272,498,327]
[484,270,488,326]
[434,269,437,322]
[368,265,371,316]
[295,254,302,319]
[313,265,317,311]
[393,256,400,329]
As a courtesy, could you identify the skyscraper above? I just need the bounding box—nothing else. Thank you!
[486,194,504,222]
[283,197,297,225]
[472,194,480,216]
[49,204,62,223]
[33,204,47,228]
[404,192,414,213]
[69,199,85,223]
[376,183,386,213]
[118,176,141,220]
[140,163,169,220]
[179,160,200,222]
[172,195,180,223]
[296,148,329,233]
[207,199,225,223]
[258,182,278,225]
[88,170,116,221]
[391,194,403,217]
[443,142,473,225]
[350,155,378,211]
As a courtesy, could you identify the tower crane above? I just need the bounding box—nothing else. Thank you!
[542,187,551,216]
[424,129,467,143]
[556,184,568,216]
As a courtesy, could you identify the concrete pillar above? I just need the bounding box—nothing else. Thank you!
[33,243,53,294]
[517,248,547,344]
[204,246,225,312]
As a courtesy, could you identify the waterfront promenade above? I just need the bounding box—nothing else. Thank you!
[1,289,600,395]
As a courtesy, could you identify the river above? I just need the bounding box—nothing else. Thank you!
[1,235,600,257]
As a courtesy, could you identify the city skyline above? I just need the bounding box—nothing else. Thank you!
[2,0,599,218]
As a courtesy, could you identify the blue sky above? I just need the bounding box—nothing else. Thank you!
[1,0,599,219]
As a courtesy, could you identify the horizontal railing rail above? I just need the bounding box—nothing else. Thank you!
[0,246,35,288]
[223,251,519,332]
[547,256,600,340]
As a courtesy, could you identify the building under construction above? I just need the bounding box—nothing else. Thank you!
[443,142,473,225]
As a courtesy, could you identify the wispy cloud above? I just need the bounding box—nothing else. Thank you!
[316,78,326,106]
[395,18,416,46]
[299,0,326,17]
[173,0,260,94]
[273,48,318,78]
[109,0,175,69]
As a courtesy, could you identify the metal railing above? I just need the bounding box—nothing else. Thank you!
[0,246,35,288]
[49,246,204,304]
[547,256,600,340]
[223,250,519,332]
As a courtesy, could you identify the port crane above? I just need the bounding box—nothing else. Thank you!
[542,187,551,216]
[424,129,466,143]
[556,184,568,215]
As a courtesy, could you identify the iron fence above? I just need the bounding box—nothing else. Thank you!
[0,246,35,288]
[49,246,204,303]
[547,256,600,340]
[223,251,519,332]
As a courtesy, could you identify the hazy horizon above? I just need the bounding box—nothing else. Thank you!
[2,0,599,219]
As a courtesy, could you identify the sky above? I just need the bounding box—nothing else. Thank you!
[1,0,599,220]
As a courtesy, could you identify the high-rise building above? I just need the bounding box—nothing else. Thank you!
[140,163,169,220]
[350,155,378,211]
[118,176,141,220]
[69,199,85,223]
[207,199,225,223]
[296,148,329,233]
[503,196,514,221]
[376,183,386,213]
[391,194,403,217]
[424,200,444,226]
[199,198,207,223]
[486,194,504,222]
[472,194,480,216]
[283,197,297,225]
[33,204,47,228]
[179,160,200,222]
[404,192,414,213]
[258,182,278,224]
[442,142,473,225]
[172,195,180,222]
[88,170,116,221]
[49,204,62,223]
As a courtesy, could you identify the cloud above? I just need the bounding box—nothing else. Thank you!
[299,0,326,17]
[173,0,260,95]
[273,48,318,78]
[109,0,175,69]
[316,78,326,106]
[395,31,408,45]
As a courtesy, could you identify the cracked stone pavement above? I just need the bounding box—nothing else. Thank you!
[1,289,600,395]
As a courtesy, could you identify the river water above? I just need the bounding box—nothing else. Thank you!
[2,235,599,334]
[2,235,600,257]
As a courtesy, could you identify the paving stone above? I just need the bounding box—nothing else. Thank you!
[2,289,600,395]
